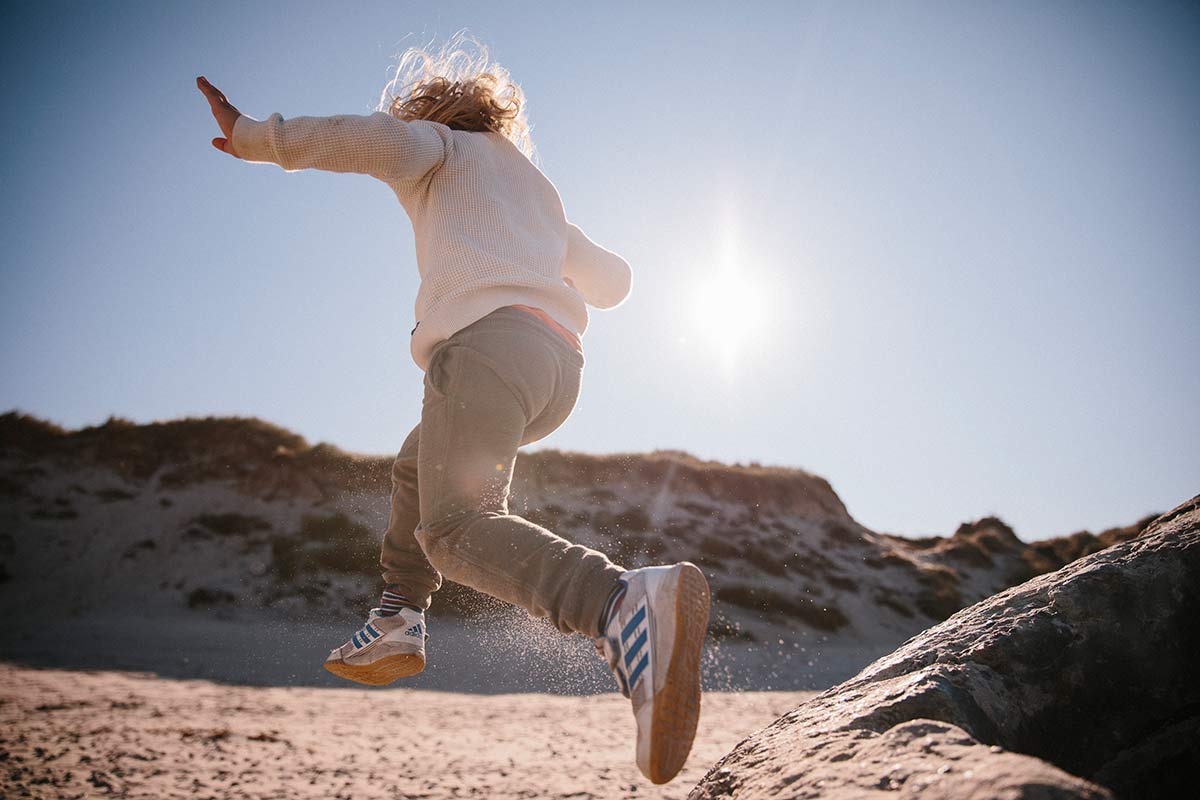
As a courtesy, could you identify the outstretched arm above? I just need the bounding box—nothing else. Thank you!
[562,223,632,309]
[196,75,448,183]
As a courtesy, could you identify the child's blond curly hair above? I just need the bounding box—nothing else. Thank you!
[378,31,535,161]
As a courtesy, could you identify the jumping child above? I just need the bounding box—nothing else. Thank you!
[197,34,709,784]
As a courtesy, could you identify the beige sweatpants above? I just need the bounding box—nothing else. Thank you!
[379,305,625,638]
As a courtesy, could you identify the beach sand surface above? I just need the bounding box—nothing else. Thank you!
[1,663,813,799]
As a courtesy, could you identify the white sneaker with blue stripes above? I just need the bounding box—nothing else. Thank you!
[323,606,427,686]
[595,562,711,784]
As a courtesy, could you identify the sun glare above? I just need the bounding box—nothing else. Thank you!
[687,269,770,369]
[686,221,770,371]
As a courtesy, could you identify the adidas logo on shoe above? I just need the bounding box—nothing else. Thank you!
[352,622,384,650]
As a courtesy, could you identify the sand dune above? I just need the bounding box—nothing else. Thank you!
[1,413,1155,696]
[2,663,811,799]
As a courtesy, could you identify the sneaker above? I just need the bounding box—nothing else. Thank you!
[323,606,427,686]
[595,562,711,784]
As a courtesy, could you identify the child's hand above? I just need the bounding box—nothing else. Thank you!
[196,75,243,157]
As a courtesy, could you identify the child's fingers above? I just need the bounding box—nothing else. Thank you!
[197,76,230,106]
[211,137,231,154]
[199,87,223,110]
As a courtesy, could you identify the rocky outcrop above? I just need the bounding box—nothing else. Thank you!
[690,495,1200,799]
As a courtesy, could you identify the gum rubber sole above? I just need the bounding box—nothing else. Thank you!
[648,562,711,784]
[323,653,425,686]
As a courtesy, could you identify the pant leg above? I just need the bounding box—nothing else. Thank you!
[413,307,624,638]
[378,422,442,609]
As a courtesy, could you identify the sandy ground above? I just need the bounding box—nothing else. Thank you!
[1,663,813,799]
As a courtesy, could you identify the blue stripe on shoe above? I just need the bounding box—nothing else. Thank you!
[628,653,649,689]
[366,624,380,639]
[352,632,363,648]
[624,629,647,668]
[622,605,646,643]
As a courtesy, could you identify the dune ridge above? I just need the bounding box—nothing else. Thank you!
[0,411,1156,690]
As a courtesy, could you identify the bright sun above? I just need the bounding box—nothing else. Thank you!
[687,267,769,368]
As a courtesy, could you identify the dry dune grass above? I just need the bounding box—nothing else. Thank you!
[0,412,839,512]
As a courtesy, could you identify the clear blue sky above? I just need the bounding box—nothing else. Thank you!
[2,1,1197,540]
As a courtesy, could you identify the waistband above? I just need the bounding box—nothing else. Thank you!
[507,304,584,354]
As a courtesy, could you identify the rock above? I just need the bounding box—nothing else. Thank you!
[690,494,1200,799]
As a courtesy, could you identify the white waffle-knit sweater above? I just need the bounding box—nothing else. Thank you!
[231,111,632,370]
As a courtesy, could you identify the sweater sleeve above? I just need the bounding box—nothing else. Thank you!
[231,111,449,183]
[562,223,632,309]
